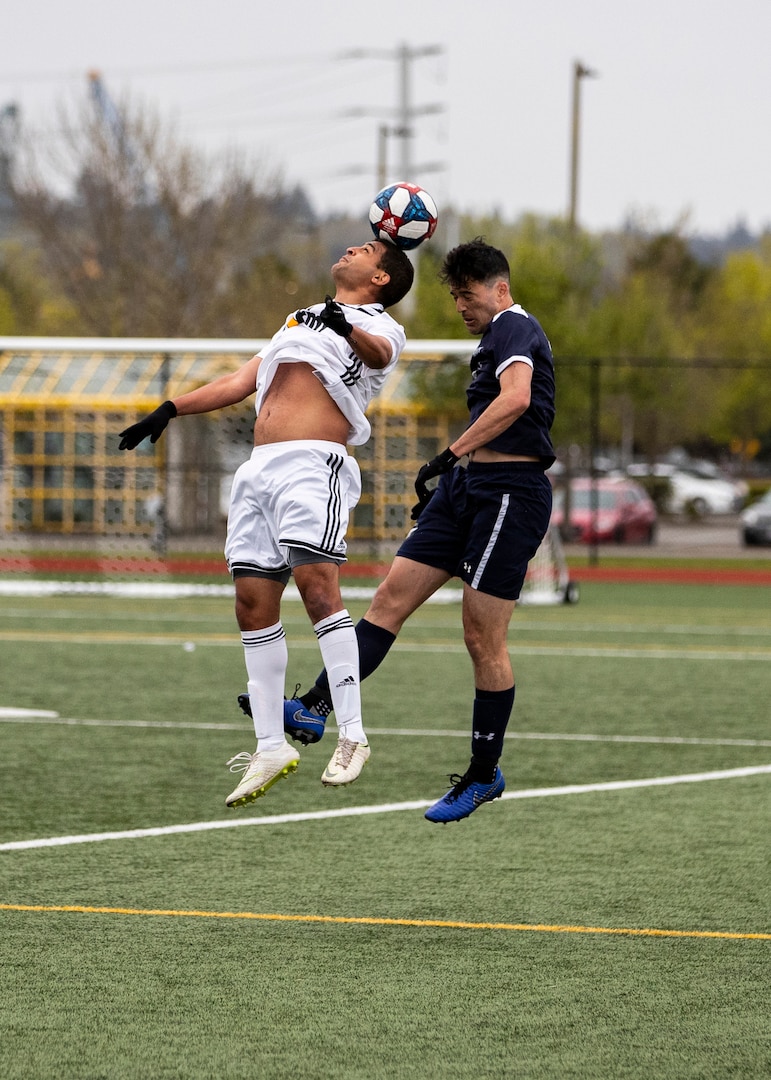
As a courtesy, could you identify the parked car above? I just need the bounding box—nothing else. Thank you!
[740,489,771,546]
[627,462,747,516]
[551,477,658,544]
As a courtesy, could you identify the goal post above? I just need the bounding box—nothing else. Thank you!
[518,525,580,606]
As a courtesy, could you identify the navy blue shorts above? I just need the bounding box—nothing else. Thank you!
[397,461,553,600]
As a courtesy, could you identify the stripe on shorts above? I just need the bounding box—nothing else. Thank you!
[321,452,344,552]
[471,493,509,590]
[228,559,289,576]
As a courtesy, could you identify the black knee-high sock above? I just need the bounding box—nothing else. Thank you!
[301,618,396,710]
[469,686,516,781]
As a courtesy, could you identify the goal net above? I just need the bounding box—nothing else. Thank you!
[518,525,580,606]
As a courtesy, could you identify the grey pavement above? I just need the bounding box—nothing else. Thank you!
[564,517,771,560]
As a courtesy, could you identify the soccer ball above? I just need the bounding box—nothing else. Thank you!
[369,182,438,250]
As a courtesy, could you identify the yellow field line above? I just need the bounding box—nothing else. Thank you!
[1,904,768,941]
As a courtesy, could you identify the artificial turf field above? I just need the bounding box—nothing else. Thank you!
[1,579,770,1079]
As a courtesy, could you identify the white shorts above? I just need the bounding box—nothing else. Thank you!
[224,440,362,577]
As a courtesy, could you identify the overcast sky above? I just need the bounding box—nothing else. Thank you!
[3,0,770,237]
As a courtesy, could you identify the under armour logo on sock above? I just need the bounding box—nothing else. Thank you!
[336,675,357,688]
[473,731,496,740]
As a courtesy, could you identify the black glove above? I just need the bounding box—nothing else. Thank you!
[119,400,177,450]
[410,488,437,521]
[294,307,326,331]
[318,295,353,338]
[294,297,353,337]
[412,447,459,518]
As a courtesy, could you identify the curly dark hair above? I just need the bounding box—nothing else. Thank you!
[439,237,510,289]
[375,241,415,308]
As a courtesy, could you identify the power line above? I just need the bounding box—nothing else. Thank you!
[0,52,343,85]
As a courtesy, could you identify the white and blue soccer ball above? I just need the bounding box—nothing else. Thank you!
[369,182,438,250]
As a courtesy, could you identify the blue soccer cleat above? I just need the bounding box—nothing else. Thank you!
[283,697,327,745]
[237,692,327,746]
[424,767,506,823]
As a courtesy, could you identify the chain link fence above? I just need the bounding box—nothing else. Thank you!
[2,340,769,559]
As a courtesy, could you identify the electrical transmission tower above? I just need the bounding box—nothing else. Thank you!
[341,43,445,189]
[339,44,445,316]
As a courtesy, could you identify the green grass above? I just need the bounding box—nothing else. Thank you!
[1,583,770,1079]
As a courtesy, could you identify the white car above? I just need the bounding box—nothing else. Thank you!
[665,467,746,516]
[627,463,747,516]
[740,489,771,546]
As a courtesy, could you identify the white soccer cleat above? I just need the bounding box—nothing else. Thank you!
[321,737,371,787]
[225,743,299,807]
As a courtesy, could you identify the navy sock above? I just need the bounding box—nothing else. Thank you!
[301,618,397,709]
[469,686,516,780]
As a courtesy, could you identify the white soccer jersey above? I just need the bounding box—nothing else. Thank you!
[254,302,406,445]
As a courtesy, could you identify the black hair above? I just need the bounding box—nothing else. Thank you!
[375,242,415,308]
[439,237,510,289]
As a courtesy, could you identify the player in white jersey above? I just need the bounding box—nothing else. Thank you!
[254,297,402,446]
[118,239,414,805]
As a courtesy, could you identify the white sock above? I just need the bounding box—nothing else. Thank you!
[241,623,288,752]
[314,609,366,744]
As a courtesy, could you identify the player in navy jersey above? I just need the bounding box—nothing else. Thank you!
[118,239,413,805]
[276,239,557,821]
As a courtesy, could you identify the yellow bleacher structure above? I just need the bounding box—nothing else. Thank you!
[0,337,470,544]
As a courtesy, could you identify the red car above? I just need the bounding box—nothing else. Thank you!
[551,477,658,544]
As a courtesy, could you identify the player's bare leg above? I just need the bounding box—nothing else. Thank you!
[460,586,517,691]
[366,556,452,635]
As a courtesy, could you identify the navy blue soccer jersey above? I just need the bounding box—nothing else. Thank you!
[466,304,556,466]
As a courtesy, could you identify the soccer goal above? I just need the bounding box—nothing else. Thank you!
[518,525,580,606]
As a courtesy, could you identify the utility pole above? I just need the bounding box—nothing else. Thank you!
[340,45,444,317]
[0,103,20,210]
[568,60,597,230]
[341,44,444,189]
[377,125,389,190]
[563,61,597,545]
[394,42,442,180]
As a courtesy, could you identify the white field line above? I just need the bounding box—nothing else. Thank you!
[1,631,770,660]
[3,582,770,658]
[1,711,770,749]
[0,582,415,602]
[0,707,60,718]
[4,604,771,640]
[2,764,770,853]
